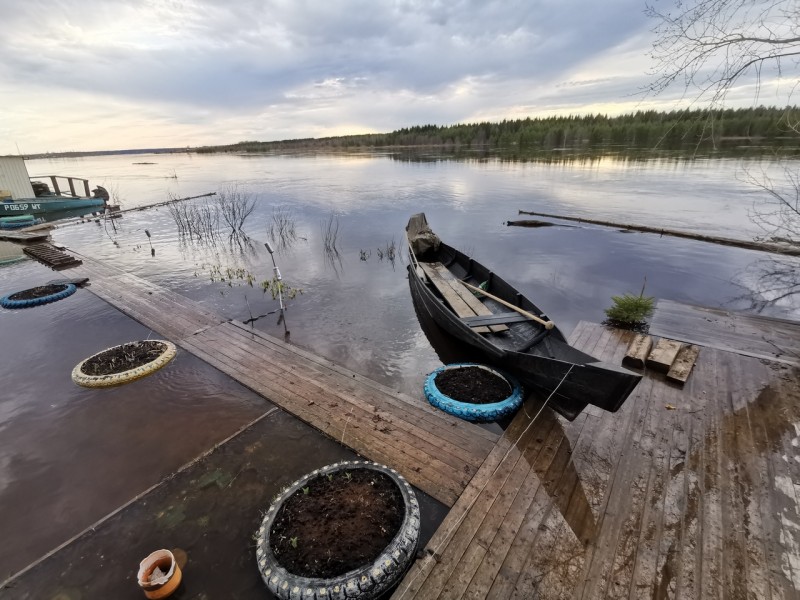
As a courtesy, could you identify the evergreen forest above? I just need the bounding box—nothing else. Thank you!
[198,107,800,157]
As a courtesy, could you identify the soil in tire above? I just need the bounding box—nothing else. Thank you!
[270,469,404,578]
[8,284,68,301]
[80,341,168,376]
[435,366,511,404]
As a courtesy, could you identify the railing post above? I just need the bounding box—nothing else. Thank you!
[50,176,61,196]
[68,178,76,197]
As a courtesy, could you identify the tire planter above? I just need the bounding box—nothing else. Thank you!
[71,340,177,388]
[424,363,524,422]
[256,461,420,600]
[0,283,77,309]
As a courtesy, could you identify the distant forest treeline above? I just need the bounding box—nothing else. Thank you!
[198,106,799,155]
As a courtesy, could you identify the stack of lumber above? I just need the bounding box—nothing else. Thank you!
[622,333,700,384]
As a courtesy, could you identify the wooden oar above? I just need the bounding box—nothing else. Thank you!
[459,280,555,330]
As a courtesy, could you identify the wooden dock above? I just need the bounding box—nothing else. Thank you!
[651,299,800,367]
[0,230,50,243]
[62,257,800,598]
[71,259,499,508]
[392,320,800,599]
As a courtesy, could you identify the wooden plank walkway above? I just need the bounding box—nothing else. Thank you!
[0,230,50,243]
[651,299,800,367]
[70,259,499,508]
[393,321,800,599]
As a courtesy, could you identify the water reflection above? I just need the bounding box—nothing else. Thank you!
[39,152,798,402]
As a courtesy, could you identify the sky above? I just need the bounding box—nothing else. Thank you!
[0,0,794,154]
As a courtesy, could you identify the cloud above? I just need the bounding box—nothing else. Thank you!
[2,0,784,154]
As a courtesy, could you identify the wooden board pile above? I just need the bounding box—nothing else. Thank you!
[622,334,700,384]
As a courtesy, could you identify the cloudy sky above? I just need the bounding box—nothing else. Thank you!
[0,0,791,154]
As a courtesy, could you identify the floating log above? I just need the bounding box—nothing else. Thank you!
[120,192,217,214]
[646,338,683,372]
[667,344,701,384]
[623,334,653,369]
[505,219,557,228]
[517,210,800,256]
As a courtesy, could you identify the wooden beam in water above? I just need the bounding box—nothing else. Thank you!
[515,209,800,256]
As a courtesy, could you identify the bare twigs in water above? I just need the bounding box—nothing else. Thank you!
[321,213,343,274]
[321,213,340,253]
[376,238,397,266]
[216,186,256,237]
[167,194,220,241]
[268,206,299,250]
[168,186,256,242]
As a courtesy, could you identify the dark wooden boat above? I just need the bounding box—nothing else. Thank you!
[406,213,641,421]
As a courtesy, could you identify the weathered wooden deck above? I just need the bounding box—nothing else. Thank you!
[69,258,800,598]
[651,299,800,367]
[393,310,800,599]
[71,259,499,508]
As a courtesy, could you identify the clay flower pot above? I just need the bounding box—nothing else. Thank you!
[137,549,182,599]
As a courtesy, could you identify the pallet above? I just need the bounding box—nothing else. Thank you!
[22,243,82,270]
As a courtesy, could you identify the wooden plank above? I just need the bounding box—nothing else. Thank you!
[646,338,682,373]
[196,323,484,477]
[499,415,595,599]
[651,299,800,367]
[186,328,471,484]
[430,263,509,333]
[411,420,542,598]
[476,415,575,599]
[623,334,653,369]
[419,262,490,334]
[224,321,499,452]
[420,262,508,333]
[393,410,538,599]
[667,344,700,384]
[181,335,462,506]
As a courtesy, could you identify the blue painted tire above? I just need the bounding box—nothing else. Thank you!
[0,283,77,309]
[256,461,420,600]
[424,363,523,422]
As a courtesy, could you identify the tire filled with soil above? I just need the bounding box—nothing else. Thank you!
[434,365,511,404]
[79,340,168,376]
[72,340,177,388]
[7,284,68,301]
[271,469,404,577]
[424,363,524,423]
[1,283,77,309]
[256,461,420,600]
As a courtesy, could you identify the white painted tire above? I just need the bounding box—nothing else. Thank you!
[71,340,177,388]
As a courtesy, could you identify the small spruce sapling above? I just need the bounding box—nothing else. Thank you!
[604,277,655,331]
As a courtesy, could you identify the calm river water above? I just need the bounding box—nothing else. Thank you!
[33,151,800,396]
[1,150,798,586]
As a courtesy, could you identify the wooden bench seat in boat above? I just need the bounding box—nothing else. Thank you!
[418,262,509,334]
